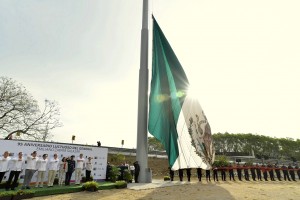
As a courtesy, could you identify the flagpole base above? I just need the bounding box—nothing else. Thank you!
[145,168,152,183]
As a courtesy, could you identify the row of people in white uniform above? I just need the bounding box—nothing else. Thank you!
[0,150,92,190]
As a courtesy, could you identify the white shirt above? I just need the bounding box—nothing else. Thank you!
[26,155,38,170]
[76,157,85,169]
[9,157,24,171]
[0,156,11,172]
[130,165,135,171]
[36,158,48,171]
[48,158,59,170]
[59,162,66,171]
[125,163,129,170]
[86,160,93,171]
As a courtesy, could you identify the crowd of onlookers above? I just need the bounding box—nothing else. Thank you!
[0,151,93,190]
[170,163,300,182]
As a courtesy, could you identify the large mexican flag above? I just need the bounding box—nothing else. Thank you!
[148,17,215,170]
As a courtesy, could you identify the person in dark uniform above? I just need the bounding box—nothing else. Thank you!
[274,164,282,181]
[178,168,184,181]
[243,164,250,181]
[255,164,262,181]
[267,163,275,181]
[212,165,218,182]
[221,165,226,181]
[281,164,291,181]
[250,164,256,181]
[106,162,112,181]
[197,168,202,182]
[237,163,242,181]
[65,155,76,186]
[288,163,296,181]
[186,168,191,182]
[295,164,300,180]
[229,163,235,181]
[261,164,268,181]
[206,169,211,182]
[133,161,140,183]
[169,167,174,181]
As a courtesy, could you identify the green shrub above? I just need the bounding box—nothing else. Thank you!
[0,190,15,197]
[15,190,35,195]
[123,169,133,183]
[213,155,229,167]
[82,181,99,192]
[115,180,127,189]
[82,176,94,183]
[164,176,170,181]
[108,166,121,182]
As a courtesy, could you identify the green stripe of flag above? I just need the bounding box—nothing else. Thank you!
[148,17,189,167]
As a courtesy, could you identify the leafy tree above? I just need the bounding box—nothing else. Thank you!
[148,136,164,151]
[212,132,299,161]
[0,77,62,141]
[213,155,229,167]
[110,153,125,164]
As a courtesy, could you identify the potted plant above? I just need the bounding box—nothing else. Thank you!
[82,181,99,192]
[0,191,15,200]
[123,169,133,183]
[12,190,35,200]
[108,166,121,182]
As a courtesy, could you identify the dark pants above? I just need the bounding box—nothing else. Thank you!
[86,170,91,181]
[237,170,242,181]
[134,172,139,183]
[65,171,73,185]
[206,170,211,181]
[256,170,262,181]
[250,170,256,181]
[6,171,21,190]
[22,169,36,188]
[269,170,275,181]
[213,171,218,181]
[197,169,202,181]
[179,169,183,181]
[289,171,296,181]
[275,170,281,181]
[186,169,191,182]
[283,171,291,181]
[0,172,6,183]
[229,171,235,181]
[170,170,174,181]
[263,171,268,181]
[221,171,226,181]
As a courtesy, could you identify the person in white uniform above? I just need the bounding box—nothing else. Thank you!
[5,152,24,190]
[35,154,48,188]
[0,151,11,183]
[75,153,85,185]
[47,153,59,187]
[22,151,38,189]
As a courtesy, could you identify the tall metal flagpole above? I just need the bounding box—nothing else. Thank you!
[136,0,151,183]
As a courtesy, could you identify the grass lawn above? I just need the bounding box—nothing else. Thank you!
[0,182,120,198]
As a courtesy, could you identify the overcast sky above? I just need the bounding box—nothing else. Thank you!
[1,0,299,148]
